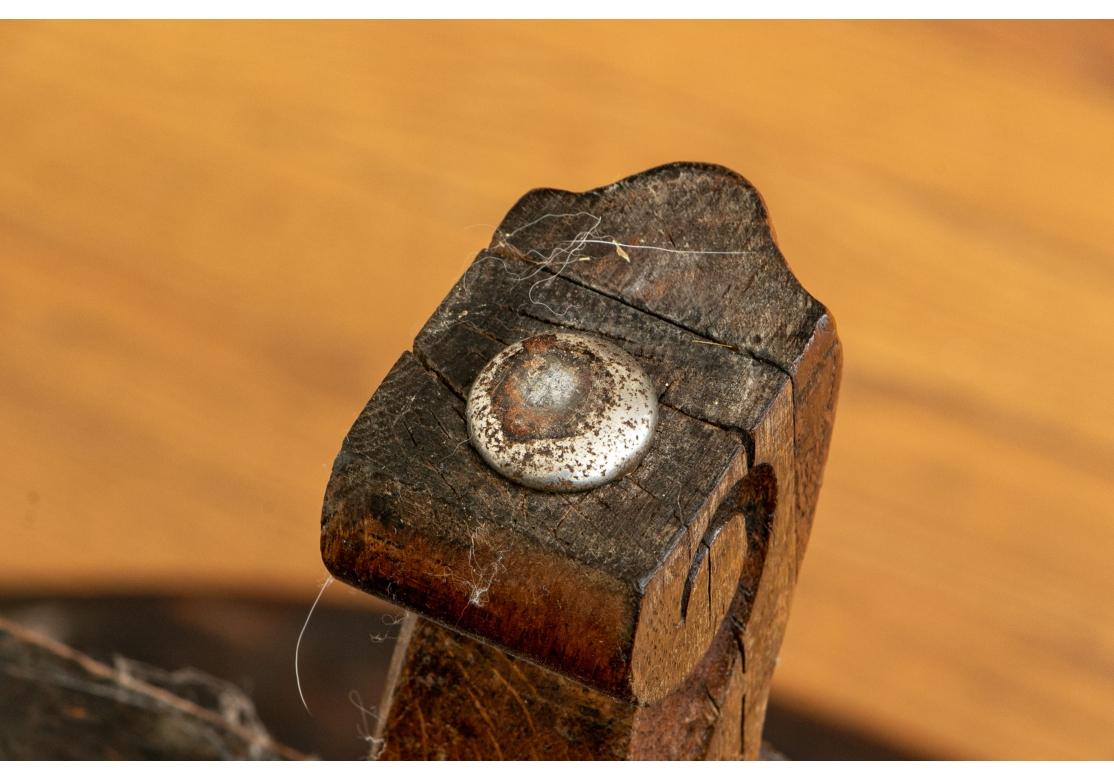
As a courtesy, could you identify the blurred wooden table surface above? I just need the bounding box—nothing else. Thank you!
[1,21,1112,759]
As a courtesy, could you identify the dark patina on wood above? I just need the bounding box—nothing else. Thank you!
[321,162,841,759]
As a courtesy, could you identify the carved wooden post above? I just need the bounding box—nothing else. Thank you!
[321,163,841,759]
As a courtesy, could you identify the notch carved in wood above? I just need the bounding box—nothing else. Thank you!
[320,162,841,759]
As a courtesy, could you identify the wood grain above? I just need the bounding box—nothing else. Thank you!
[0,21,1111,758]
[322,164,836,706]
[325,163,839,757]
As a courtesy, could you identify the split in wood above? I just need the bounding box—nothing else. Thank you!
[321,162,842,759]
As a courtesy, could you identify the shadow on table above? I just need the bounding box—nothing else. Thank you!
[0,594,932,760]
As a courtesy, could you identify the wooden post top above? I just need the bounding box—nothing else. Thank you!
[321,162,840,707]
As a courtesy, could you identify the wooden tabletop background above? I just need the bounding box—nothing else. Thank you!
[1,21,1112,759]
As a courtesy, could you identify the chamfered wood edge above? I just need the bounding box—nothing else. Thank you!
[321,161,841,707]
[484,161,842,701]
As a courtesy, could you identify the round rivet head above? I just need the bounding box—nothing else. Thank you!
[465,332,659,492]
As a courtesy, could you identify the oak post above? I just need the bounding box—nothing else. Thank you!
[321,163,841,759]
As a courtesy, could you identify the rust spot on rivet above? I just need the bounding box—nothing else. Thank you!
[466,332,658,492]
